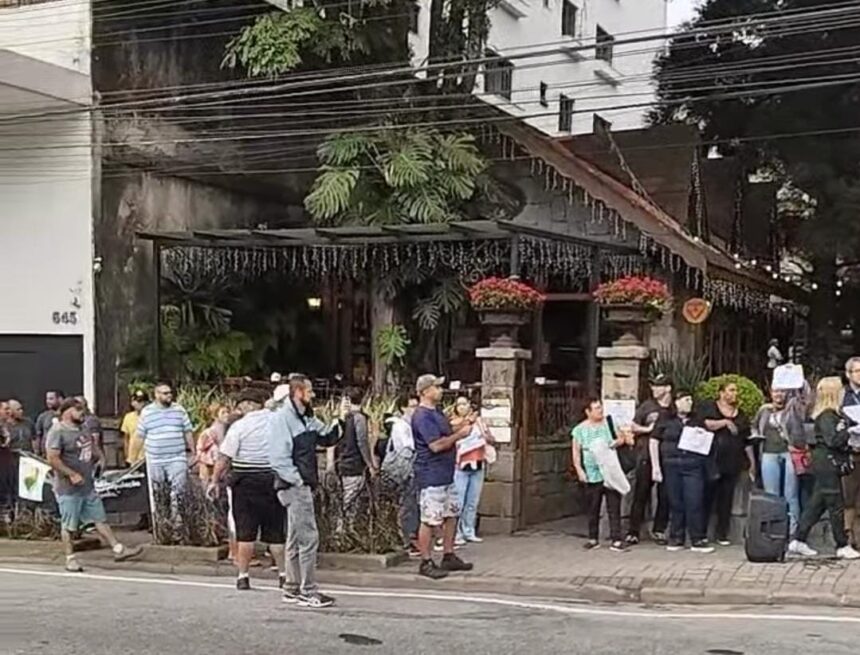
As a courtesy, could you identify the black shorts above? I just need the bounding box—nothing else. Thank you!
[230,471,285,544]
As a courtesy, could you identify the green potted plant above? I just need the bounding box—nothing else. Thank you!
[468,276,544,348]
[696,374,765,418]
[593,275,671,347]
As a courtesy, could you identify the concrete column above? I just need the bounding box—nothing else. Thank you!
[476,346,531,535]
[596,345,650,405]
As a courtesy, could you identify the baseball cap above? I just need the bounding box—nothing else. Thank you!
[270,372,282,384]
[272,384,291,404]
[237,388,269,405]
[416,374,445,394]
[131,389,149,402]
[649,373,673,387]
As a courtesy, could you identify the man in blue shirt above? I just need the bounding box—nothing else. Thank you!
[412,374,475,579]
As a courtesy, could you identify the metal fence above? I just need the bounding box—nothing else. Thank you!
[529,382,586,443]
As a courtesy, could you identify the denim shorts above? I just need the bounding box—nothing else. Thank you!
[419,484,460,527]
[57,493,107,532]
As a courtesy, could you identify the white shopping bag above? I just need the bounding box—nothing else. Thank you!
[678,426,715,456]
[591,440,631,495]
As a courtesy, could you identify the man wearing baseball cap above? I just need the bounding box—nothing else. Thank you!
[411,374,475,579]
[626,373,673,545]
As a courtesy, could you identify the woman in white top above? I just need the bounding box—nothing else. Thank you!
[450,396,495,544]
[385,394,420,554]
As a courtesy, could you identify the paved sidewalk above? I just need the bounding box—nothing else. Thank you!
[3,518,860,607]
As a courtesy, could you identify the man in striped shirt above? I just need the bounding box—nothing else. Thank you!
[137,383,195,514]
[213,388,285,590]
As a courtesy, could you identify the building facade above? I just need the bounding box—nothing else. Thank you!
[410,0,669,135]
[0,0,95,411]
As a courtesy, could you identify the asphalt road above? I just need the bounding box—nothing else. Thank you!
[2,566,860,655]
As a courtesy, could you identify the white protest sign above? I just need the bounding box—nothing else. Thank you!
[17,455,52,502]
[678,426,715,456]
[602,399,636,430]
[772,363,804,390]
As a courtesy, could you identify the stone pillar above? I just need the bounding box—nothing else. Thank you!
[597,345,650,522]
[596,345,650,405]
[475,346,531,535]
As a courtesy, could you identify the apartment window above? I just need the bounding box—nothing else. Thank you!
[539,82,548,107]
[561,1,578,37]
[484,50,513,100]
[408,2,419,33]
[559,94,574,132]
[596,25,615,64]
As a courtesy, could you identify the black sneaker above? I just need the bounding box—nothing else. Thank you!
[583,539,601,550]
[236,577,251,591]
[278,575,287,589]
[282,586,300,604]
[652,531,668,546]
[625,534,640,545]
[418,559,449,580]
[440,553,474,572]
[609,541,628,553]
[297,592,335,609]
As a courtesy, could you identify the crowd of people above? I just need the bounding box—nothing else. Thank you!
[572,357,860,560]
[0,373,490,607]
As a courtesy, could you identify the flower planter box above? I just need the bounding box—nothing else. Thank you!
[602,304,656,347]
[478,309,530,348]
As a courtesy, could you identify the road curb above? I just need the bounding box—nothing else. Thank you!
[0,552,853,609]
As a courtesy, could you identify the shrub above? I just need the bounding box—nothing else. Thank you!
[315,473,404,554]
[152,479,227,547]
[650,346,710,395]
[696,374,765,418]
[0,506,59,540]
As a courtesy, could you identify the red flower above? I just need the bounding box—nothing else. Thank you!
[468,277,545,311]
[593,275,671,313]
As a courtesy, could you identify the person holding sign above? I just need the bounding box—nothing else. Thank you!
[697,381,754,546]
[789,377,860,560]
[840,356,860,547]
[626,374,672,546]
[653,391,713,553]
[571,398,628,552]
[752,383,810,537]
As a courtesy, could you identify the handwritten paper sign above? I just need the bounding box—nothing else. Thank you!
[602,399,636,429]
[772,363,804,390]
[678,426,715,456]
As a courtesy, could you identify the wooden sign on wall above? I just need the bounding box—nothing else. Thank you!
[682,298,712,325]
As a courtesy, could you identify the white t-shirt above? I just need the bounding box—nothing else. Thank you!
[388,417,414,453]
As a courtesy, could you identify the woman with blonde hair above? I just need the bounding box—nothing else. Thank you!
[789,377,860,559]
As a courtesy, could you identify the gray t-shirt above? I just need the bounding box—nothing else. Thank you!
[46,422,95,496]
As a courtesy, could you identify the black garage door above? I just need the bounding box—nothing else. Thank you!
[0,335,84,420]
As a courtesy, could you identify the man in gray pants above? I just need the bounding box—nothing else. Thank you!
[269,375,344,609]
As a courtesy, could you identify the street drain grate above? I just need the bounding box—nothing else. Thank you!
[339,633,382,646]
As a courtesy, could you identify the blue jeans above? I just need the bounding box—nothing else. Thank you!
[663,452,708,545]
[454,466,485,540]
[761,451,800,535]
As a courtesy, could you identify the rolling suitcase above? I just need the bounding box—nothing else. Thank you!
[744,491,789,562]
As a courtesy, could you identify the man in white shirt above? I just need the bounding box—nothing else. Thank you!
[384,394,419,555]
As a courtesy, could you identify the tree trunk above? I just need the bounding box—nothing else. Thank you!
[370,275,397,394]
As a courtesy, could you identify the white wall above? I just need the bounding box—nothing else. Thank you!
[0,0,91,74]
[411,0,668,136]
[0,115,95,404]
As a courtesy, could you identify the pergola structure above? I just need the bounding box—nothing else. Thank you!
[138,219,644,388]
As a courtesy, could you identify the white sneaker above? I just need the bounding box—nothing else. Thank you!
[454,537,467,547]
[788,540,818,557]
[837,545,860,560]
[65,556,83,572]
[465,536,483,543]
